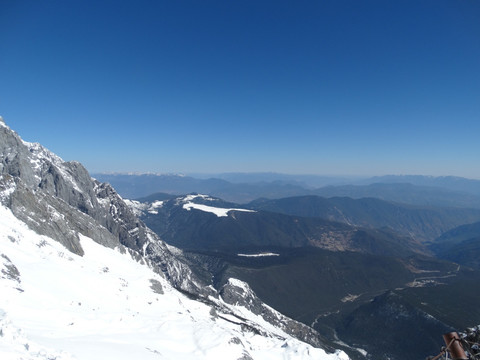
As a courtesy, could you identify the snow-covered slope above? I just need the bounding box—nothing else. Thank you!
[0,204,347,360]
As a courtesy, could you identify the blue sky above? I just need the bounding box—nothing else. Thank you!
[1,0,479,178]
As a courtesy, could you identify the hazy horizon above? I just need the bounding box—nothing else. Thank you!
[1,1,479,178]
[91,170,480,182]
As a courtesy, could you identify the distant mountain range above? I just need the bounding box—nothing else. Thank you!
[189,172,359,188]
[313,183,480,209]
[193,173,480,195]
[93,173,480,208]
[361,175,480,196]
[93,173,312,203]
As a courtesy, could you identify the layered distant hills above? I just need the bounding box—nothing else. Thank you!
[247,195,480,243]
[93,172,480,208]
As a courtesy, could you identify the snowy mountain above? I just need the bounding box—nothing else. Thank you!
[0,117,348,359]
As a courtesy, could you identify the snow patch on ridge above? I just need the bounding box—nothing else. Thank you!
[181,194,256,217]
[237,253,280,258]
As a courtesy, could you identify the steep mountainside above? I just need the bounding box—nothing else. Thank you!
[433,237,480,269]
[247,196,480,243]
[429,221,480,269]
[335,269,480,360]
[433,221,480,245]
[0,118,346,359]
[335,291,453,360]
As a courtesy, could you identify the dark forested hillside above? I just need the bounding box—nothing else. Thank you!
[247,195,480,242]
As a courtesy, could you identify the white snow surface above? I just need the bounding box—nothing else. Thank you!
[0,204,348,360]
[237,253,280,258]
[181,195,256,217]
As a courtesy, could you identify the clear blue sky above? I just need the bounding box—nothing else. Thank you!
[1,0,479,178]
